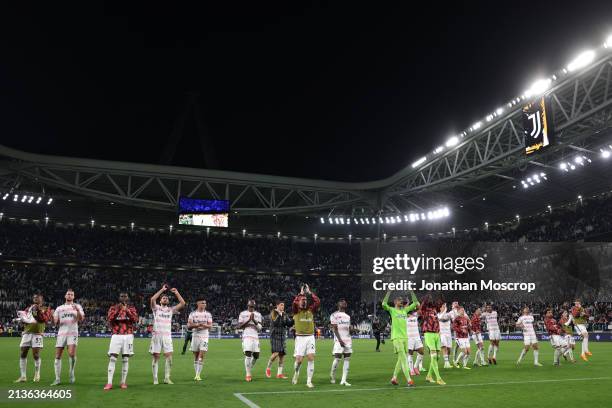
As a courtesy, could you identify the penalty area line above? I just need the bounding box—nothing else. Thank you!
[233,377,611,407]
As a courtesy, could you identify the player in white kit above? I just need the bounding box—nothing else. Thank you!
[188,298,213,381]
[330,299,352,386]
[149,285,186,384]
[406,311,425,375]
[482,304,500,365]
[437,302,457,369]
[51,289,84,385]
[238,299,263,382]
[516,307,542,366]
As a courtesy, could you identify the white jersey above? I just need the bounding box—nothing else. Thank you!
[54,303,84,337]
[437,310,456,337]
[238,310,262,339]
[189,310,213,337]
[517,314,536,337]
[406,314,421,338]
[482,311,499,332]
[152,305,175,336]
[330,311,351,344]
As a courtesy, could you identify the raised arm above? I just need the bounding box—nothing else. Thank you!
[150,285,167,311]
[75,304,85,322]
[107,305,118,323]
[381,291,391,312]
[292,295,301,314]
[170,288,186,312]
[308,292,320,312]
[404,291,420,312]
[127,306,139,323]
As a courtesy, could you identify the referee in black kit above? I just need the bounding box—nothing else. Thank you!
[265,300,293,378]
[372,315,385,352]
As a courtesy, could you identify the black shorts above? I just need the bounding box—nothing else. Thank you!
[270,335,286,354]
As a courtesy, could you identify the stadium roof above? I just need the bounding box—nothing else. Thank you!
[2,41,612,235]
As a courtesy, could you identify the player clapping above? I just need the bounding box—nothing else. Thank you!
[330,299,352,386]
[452,307,471,369]
[291,284,320,388]
[51,289,84,385]
[482,304,500,365]
[104,292,139,390]
[238,300,263,382]
[437,302,457,369]
[149,285,186,385]
[15,293,52,383]
[470,308,486,367]
[571,299,592,361]
[516,307,542,367]
[188,298,213,381]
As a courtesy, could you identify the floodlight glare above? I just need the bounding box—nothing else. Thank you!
[411,156,427,168]
[601,149,611,159]
[567,50,595,72]
[525,78,551,97]
[445,136,459,147]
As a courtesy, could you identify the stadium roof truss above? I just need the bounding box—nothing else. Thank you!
[1,51,612,218]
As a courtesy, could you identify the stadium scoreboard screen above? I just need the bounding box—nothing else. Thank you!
[523,96,553,155]
[177,197,229,227]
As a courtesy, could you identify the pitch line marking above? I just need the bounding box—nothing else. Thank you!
[234,393,262,408]
[233,377,611,406]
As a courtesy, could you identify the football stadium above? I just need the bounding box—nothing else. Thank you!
[2,4,612,408]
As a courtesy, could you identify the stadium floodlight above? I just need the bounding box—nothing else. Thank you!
[47,198,53,205]
[411,156,427,168]
[601,149,611,159]
[28,196,34,203]
[486,115,493,122]
[36,196,42,204]
[90,219,95,227]
[13,194,18,202]
[472,121,482,130]
[372,218,376,224]
[495,107,503,115]
[328,218,333,224]
[606,34,612,48]
[2,193,7,200]
[567,50,595,72]
[445,136,459,147]
[21,195,27,202]
[379,217,384,224]
[559,162,568,171]
[434,146,444,154]
[524,78,551,97]
[365,218,370,224]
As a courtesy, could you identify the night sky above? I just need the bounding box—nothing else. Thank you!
[1,2,611,182]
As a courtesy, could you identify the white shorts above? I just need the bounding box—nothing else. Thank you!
[550,335,565,348]
[20,333,44,348]
[574,324,588,336]
[332,340,353,355]
[565,334,575,345]
[488,330,501,341]
[294,335,316,357]
[456,338,470,349]
[523,334,538,346]
[55,334,79,348]
[408,336,424,351]
[242,337,260,353]
[440,334,452,348]
[471,333,483,344]
[191,335,209,352]
[108,334,134,356]
[149,335,173,354]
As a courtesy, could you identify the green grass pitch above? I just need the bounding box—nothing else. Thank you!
[1,337,610,407]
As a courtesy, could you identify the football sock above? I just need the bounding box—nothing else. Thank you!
[54,358,61,381]
[69,356,76,377]
[120,357,129,383]
[517,349,526,363]
[34,358,41,376]
[164,356,172,380]
[152,360,159,381]
[533,350,539,364]
[107,356,117,384]
[341,358,350,383]
[307,360,314,383]
[19,358,27,378]
[331,358,340,379]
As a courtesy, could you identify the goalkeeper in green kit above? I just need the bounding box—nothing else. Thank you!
[381,290,419,386]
